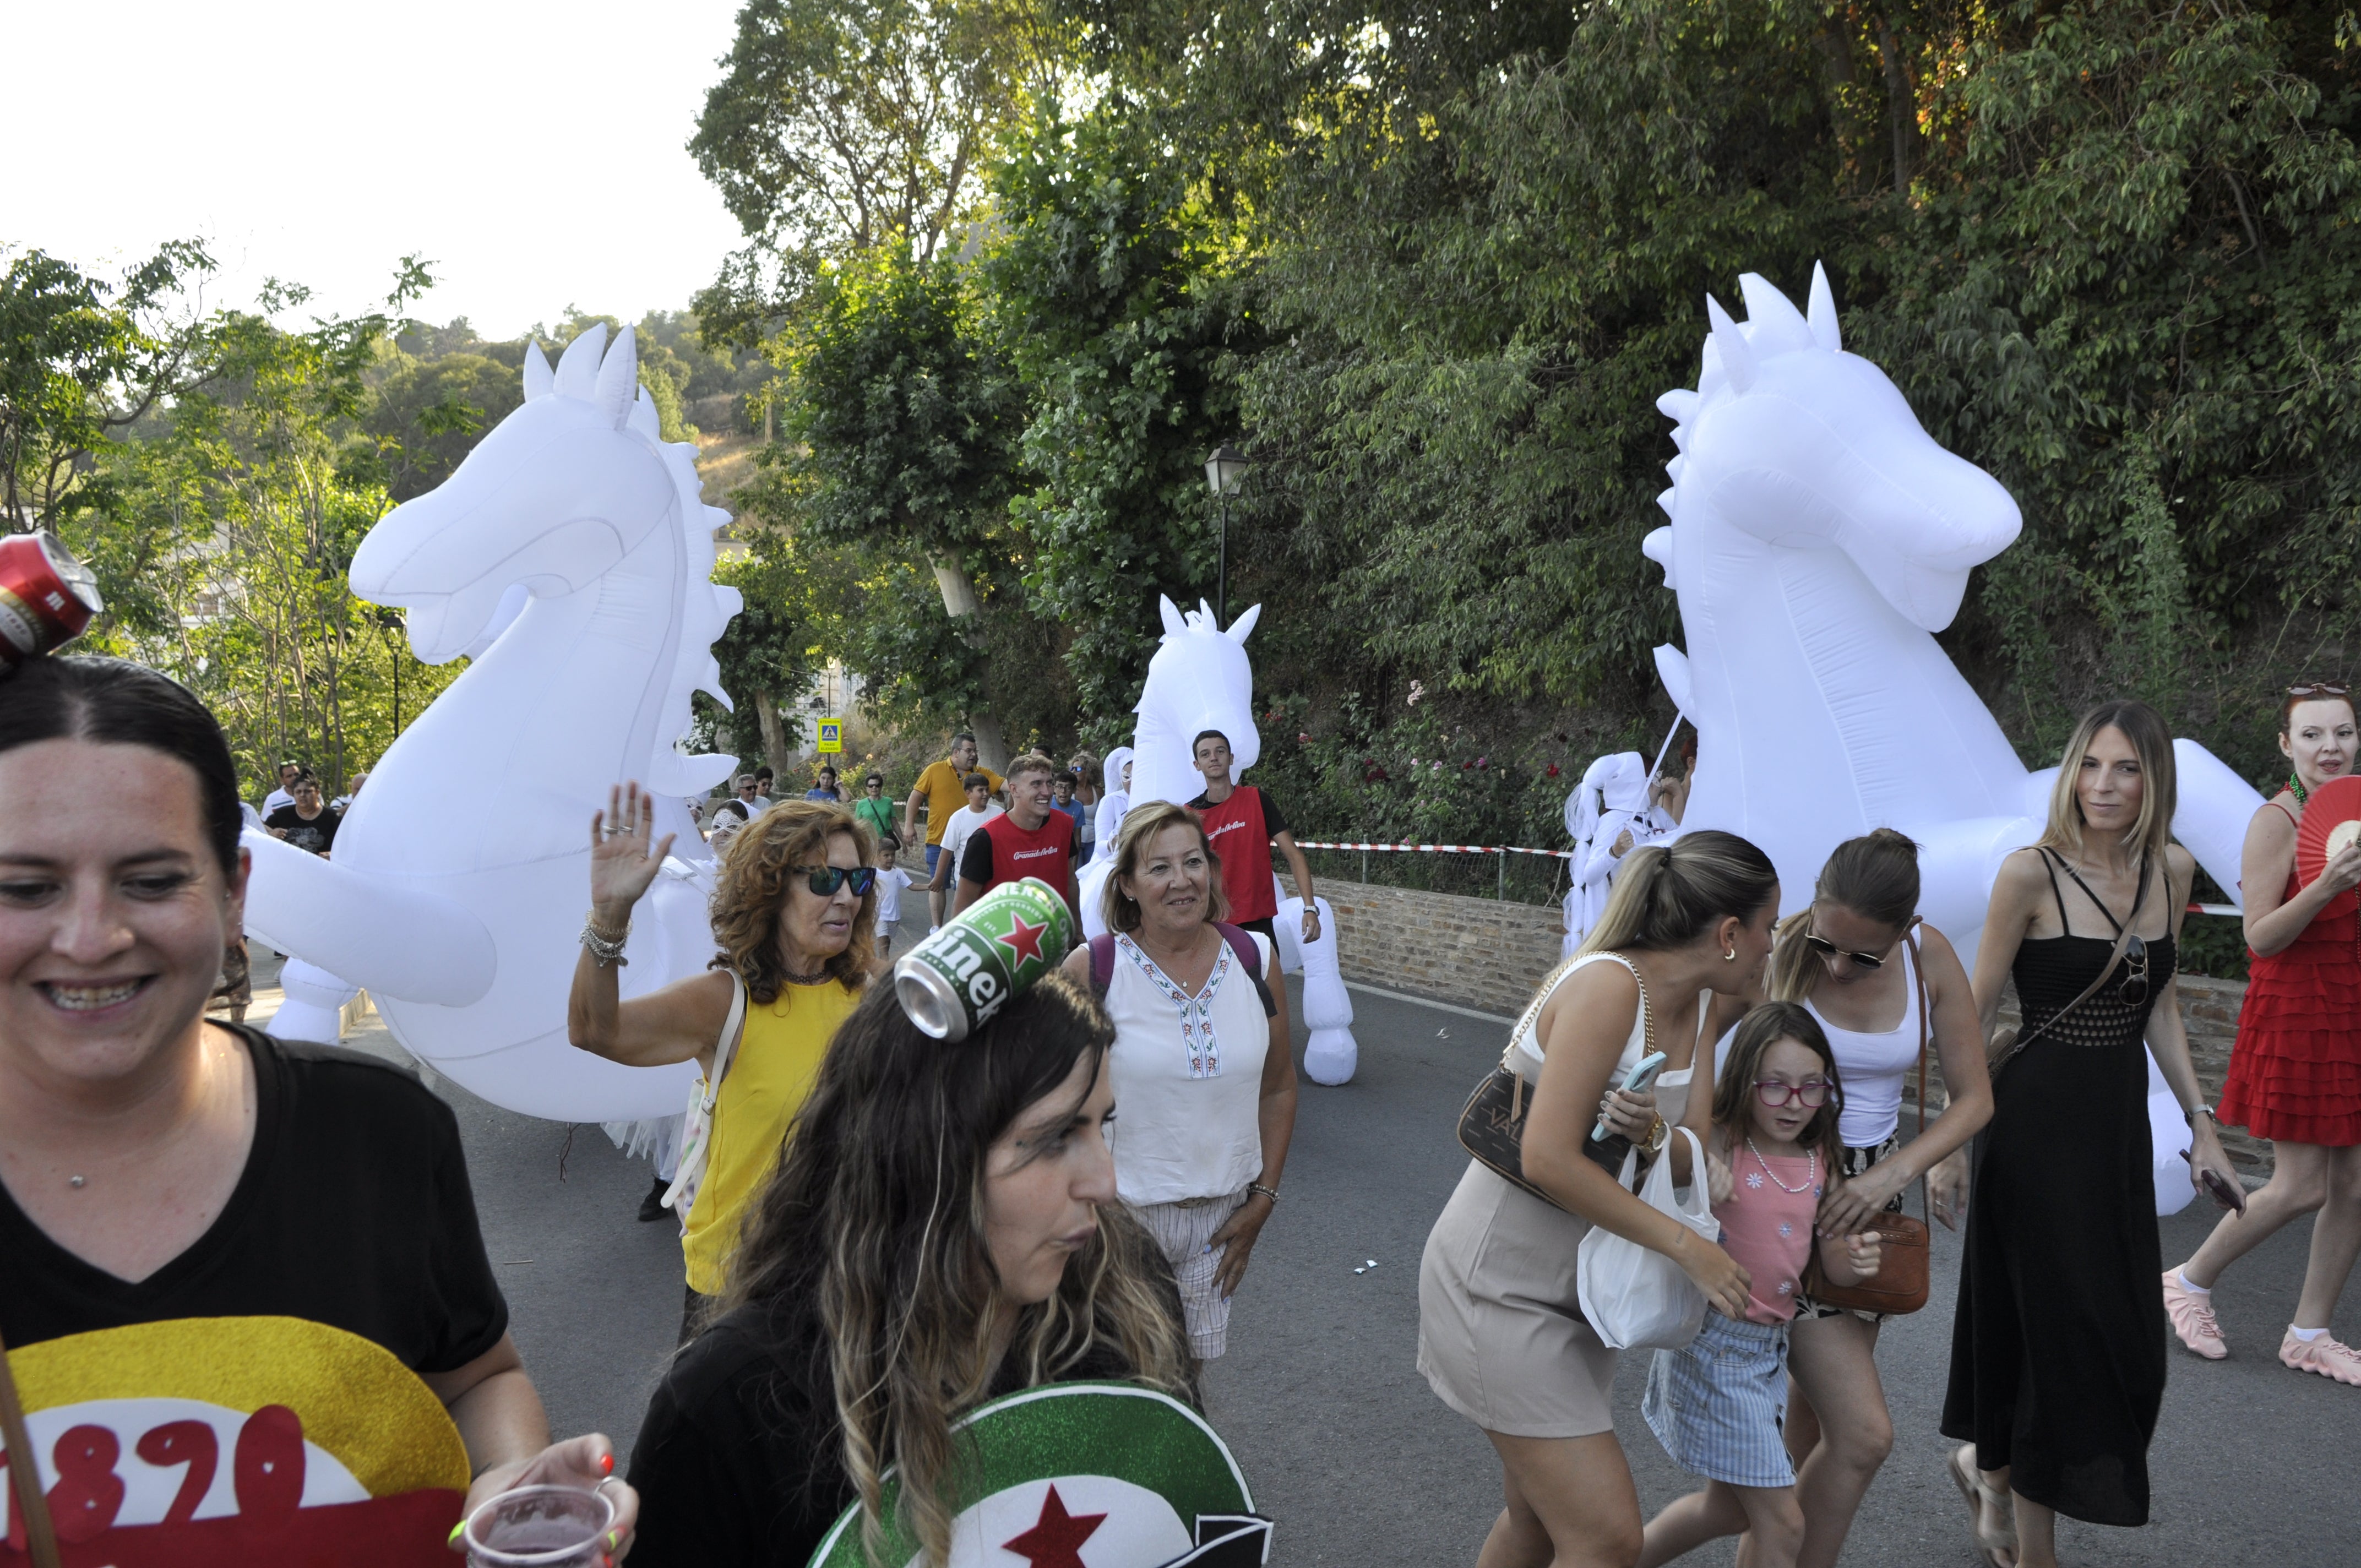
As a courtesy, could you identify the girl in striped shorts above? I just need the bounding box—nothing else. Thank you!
[1638,1004,1885,1568]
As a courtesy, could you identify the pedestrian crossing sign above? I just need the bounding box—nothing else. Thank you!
[816,717,843,753]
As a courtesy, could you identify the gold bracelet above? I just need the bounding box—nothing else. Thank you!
[1642,1117,1669,1156]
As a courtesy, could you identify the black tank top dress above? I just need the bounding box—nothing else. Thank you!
[1940,851,2172,1527]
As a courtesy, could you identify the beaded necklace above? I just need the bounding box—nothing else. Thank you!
[2288,773,2310,807]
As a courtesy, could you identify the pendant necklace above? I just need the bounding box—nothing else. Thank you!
[1747,1136,1818,1195]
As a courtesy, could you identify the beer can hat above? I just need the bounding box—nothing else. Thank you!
[893,878,1078,1042]
[0,531,104,674]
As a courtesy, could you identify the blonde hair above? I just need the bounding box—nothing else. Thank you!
[709,800,877,1004]
[2038,699,2177,869]
[1519,829,1780,1015]
[1102,800,1233,932]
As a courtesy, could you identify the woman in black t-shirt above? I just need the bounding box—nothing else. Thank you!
[628,972,1196,1567]
[0,656,637,1561]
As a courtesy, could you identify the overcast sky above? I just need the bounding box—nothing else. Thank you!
[12,0,749,339]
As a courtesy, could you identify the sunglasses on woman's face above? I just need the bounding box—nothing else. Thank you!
[1803,931,1889,969]
[1755,1078,1834,1108]
[796,865,878,897]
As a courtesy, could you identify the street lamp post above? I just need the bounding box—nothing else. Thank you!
[1203,444,1250,625]
[375,608,406,737]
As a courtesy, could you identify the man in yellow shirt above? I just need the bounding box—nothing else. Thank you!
[902,731,1004,928]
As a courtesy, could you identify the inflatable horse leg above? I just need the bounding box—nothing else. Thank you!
[239,830,497,1006]
[2173,739,2264,910]
[1280,895,1358,1086]
[266,958,362,1045]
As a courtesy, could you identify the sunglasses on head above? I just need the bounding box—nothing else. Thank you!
[2288,682,2351,699]
[796,865,878,897]
[1803,931,1890,969]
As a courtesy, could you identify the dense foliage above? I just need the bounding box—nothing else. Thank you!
[703,0,2361,905]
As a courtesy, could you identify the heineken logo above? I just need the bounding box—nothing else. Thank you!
[998,913,1052,966]
[806,1382,1271,1568]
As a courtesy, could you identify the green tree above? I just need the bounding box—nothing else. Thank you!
[984,104,1253,718]
[0,241,214,532]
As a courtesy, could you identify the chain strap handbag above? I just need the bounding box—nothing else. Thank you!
[1456,953,1658,1208]
[1799,932,1934,1315]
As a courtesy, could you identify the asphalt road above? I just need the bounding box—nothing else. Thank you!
[306,952,2359,1566]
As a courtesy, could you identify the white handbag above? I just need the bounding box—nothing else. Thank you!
[659,970,748,1230]
[1576,1125,1721,1350]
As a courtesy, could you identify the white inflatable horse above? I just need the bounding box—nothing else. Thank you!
[1649,264,2260,1207]
[241,325,739,1121]
[1079,597,1263,939]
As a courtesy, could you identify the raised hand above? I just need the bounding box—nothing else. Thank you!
[589,782,676,927]
[2323,841,2361,896]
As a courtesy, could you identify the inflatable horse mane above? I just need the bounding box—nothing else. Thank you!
[1645,263,2261,967]
[239,325,738,1120]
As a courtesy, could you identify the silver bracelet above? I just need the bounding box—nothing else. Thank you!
[1248,1183,1280,1205]
[580,915,630,967]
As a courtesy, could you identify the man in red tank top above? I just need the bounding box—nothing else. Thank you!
[953,752,1081,926]
[1189,730,1321,948]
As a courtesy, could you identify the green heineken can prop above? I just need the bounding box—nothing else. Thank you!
[894,877,1078,1041]
[805,1381,1270,1568]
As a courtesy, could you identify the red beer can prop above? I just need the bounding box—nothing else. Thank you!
[0,531,104,669]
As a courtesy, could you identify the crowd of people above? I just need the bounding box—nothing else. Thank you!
[7,656,2357,1568]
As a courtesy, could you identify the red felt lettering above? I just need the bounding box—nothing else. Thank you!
[232,1406,305,1516]
[137,1420,220,1525]
[47,1424,126,1542]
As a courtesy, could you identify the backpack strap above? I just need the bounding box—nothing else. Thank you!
[1090,932,1117,992]
[1214,922,1277,1017]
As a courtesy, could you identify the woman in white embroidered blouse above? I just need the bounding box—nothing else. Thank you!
[1059,799,1298,1358]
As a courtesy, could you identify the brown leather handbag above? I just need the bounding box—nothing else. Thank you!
[1799,932,1933,1316]
[1456,953,1657,1207]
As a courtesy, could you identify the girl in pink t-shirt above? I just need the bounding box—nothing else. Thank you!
[1640,1003,1884,1568]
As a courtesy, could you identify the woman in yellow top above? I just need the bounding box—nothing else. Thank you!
[570,786,874,1337]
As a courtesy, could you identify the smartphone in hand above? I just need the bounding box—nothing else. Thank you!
[2182,1150,2248,1216]
[1593,1050,1669,1143]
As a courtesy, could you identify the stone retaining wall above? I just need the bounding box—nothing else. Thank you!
[1289,874,2272,1176]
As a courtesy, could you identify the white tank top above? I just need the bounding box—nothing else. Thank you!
[1103,930,1272,1205]
[1805,941,1921,1148]
[1510,952,1706,1129]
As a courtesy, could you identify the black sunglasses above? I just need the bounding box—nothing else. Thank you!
[1803,932,1889,969]
[2118,933,2150,1007]
[796,865,878,897]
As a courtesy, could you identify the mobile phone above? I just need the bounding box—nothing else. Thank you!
[1593,1050,1670,1142]
[2181,1150,2248,1216]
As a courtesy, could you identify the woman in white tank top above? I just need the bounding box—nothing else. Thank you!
[1750,830,1995,1568]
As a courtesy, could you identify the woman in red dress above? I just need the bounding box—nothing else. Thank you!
[2163,683,2361,1384]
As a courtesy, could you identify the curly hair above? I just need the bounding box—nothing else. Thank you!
[723,974,1195,1567]
[710,801,877,1004]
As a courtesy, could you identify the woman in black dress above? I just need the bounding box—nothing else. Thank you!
[1945,699,2240,1567]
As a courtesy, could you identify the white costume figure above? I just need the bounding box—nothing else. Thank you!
[1275,890,1357,1085]
[1078,598,1262,940]
[1092,745,1135,865]
[1648,263,2261,1209]
[1561,752,1655,956]
[241,325,740,1121]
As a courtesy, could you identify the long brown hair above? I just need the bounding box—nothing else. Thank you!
[2038,699,2177,870]
[1712,1001,1846,1168]
[710,800,876,1004]
[722,974,1194,1566]
[1767,829,1921,1003]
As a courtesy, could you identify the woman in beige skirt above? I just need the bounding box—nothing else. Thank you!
[1421,831,1777,1567]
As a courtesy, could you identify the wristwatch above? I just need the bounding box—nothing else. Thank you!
[2184,1104,2217,1126]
